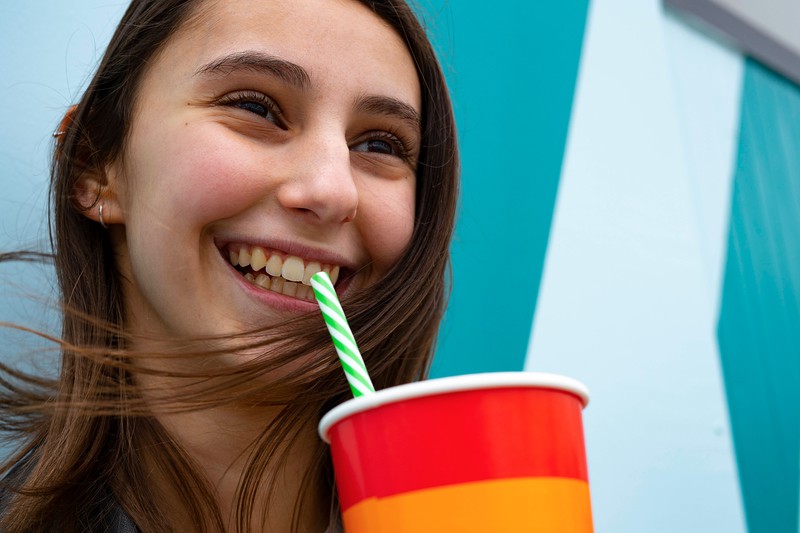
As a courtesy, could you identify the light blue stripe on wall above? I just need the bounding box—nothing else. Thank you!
[0,4,128,450]
[418,0,591,377]
[526,1,746,531]
[718,58,800,533]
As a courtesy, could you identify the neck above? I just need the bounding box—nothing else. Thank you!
[136,377,329,532]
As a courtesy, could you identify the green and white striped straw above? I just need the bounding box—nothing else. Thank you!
[310,271,375,398]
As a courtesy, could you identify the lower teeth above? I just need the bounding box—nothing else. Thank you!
[242,270,315,301]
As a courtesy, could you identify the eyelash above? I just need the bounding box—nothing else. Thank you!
[359,128,414,162]
[216,90,286,127]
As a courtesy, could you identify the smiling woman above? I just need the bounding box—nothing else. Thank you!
[0,1,458,532]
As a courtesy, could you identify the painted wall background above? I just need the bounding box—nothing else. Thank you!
[525,2,746,530]
[0,2,125,367]
[2,1,799,532]
[718,59,800,533]
[419,0,590,377]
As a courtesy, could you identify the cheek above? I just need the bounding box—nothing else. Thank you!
[128,128,266,224]
[358,177,416,269]
[177,153,257,221]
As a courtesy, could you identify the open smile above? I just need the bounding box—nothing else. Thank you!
[225,244,343,303]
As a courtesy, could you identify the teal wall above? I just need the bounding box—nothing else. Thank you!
[418,1,591,377]
[718,59,800,533]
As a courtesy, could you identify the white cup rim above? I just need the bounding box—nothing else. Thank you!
[318,371,589,443]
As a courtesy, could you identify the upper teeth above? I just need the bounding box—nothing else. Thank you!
[228,245,340,287]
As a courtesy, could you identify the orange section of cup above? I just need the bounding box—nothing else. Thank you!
[342,477,592,533]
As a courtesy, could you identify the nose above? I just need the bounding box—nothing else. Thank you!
[277,132,359,225]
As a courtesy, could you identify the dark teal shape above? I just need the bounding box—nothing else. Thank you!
[414,1,590,377]
[718,59,800,533]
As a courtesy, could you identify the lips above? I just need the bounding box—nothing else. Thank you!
[225,243,342,302]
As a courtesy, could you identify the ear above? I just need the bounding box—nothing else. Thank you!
[74,165,125,227]
[60,105,126,227]
[73,160,126,228]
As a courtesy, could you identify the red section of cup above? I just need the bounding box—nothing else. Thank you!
[319,372,592,532]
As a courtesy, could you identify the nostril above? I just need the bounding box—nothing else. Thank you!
[342,206,357,223]
[289,204,356,224]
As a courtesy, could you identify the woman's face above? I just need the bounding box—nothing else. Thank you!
[106,0,420,342]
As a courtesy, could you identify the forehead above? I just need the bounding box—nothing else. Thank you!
[152,0,420,106]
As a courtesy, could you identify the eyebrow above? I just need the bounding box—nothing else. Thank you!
[194,51,311,90]
[355,94,422,135]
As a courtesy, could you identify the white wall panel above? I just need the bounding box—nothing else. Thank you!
[525,1,745,531]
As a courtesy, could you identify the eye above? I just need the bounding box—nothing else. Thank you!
[354,139,394,155]
[351,131,411,160]
[217,90,286,128]
[237,101,270,116]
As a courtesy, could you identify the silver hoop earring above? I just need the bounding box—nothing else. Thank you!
[98,204,108,229]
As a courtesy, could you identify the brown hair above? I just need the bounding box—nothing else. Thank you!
[0,0,458,531]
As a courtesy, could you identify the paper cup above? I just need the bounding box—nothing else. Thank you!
[319,372,593,532]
